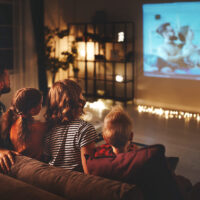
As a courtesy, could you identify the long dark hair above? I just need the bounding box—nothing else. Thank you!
[45,79,86,124]
[1,88,42,146]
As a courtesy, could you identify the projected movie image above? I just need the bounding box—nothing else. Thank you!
[143,2,200,80]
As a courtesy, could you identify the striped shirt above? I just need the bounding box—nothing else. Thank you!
[44,119,97,170]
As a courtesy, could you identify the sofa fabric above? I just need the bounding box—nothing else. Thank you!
[9,155,143,200]
[0,173,65,200]
[86,144,184,200]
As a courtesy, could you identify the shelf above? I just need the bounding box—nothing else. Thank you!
[66,21,134,104]
[68,76,133,83]
[84,93,134,102]
[76,59,133,63]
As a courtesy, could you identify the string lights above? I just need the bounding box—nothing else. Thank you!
[137,105,200,121]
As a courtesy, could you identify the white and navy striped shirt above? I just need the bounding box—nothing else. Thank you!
[44,119,97,170]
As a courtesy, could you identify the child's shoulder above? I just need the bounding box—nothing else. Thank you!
[75,118,94,128]
[128,142,138,152]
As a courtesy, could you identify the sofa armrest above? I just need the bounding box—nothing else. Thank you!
[0,173,65,200]
[9,155,143,200]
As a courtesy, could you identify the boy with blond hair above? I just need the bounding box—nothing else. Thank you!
[87,106,183,200]
[102,106,134,155]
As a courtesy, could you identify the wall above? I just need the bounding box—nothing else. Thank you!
[44,0,138,25]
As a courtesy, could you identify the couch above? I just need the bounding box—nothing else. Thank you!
[2,155,143,200]
[1,145,197,200]
[0,173,65,200]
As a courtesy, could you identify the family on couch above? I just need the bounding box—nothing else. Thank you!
[0,76,97,174]
[0,66,198,200]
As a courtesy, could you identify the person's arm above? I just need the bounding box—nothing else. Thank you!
[78,122,97,174]
[81,142,96,174]
[0,149,19,173]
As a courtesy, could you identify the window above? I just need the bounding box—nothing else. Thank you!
[0,1,13,69]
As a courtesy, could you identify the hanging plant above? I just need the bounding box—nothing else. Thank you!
[61,41,79,75]
[44,26,78,84]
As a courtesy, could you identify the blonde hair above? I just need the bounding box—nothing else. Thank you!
[103,106,133,149]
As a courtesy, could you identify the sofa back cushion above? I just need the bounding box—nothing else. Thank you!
[87,144,184,200]
[9,155,143,200]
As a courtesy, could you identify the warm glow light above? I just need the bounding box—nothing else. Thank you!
[87,43,94,60]
[79,45,85,58]
[85,99,109,118]
[118,32,124,42]
[97,90,105,96]
[78,42,95,60]
[115,75,124,82]
[87,100,107,111]
[59,37,69,58]
[137,105,200,122]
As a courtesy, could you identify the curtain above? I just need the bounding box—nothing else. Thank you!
[30,0,48,100]
[1,0,39,108]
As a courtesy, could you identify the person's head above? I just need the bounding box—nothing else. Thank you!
[178,26,194,42]
[156,23,177,41]
[0,88,42,144]
[103,106,133,154]
[0,67,10,95]
[45,79,86,124]
[11,87,43,117]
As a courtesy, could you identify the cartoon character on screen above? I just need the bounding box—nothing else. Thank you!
[156,23,183,63]
[178,26,200,69]
[143,23,184,73]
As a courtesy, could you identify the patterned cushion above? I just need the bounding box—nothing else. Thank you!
[94,143,137,158]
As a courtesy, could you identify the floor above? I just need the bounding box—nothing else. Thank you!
[126,104,200,185]
[84,100,200,185]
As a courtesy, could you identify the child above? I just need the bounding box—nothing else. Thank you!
[102,105,134,154]
[87,106,184,200]
[0,88,46,162]
[44,79,97,173]
[94,105,136,157]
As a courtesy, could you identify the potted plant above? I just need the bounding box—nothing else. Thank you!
[44,26,79,84]
[61,41,79,79]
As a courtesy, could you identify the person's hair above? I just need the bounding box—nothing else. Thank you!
[45,79,85,124]
[1,88,42,145]
[103,106,133,149]
[178,26,189,42]
[156,23,170,36]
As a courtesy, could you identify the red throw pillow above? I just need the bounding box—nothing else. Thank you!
[86,144,183,200]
